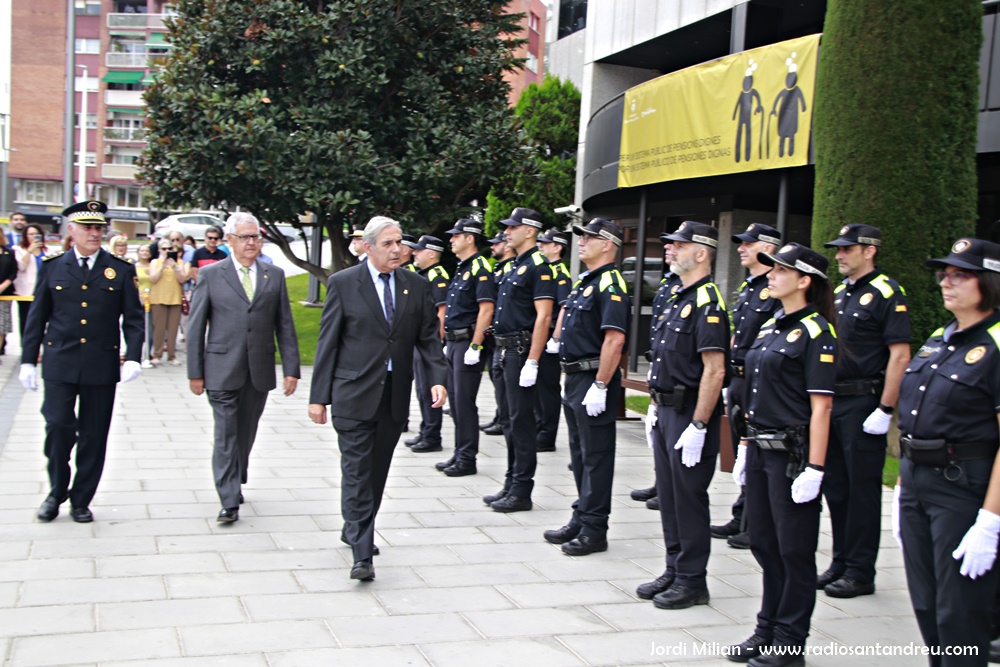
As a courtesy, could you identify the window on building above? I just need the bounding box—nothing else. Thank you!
[74,76,99,92]
[110,186,144,209]
[558,0,587,40]
[530,12,540,32]
[75,113,98,130]
[74,152,98,167]
[19,181,64,206]
[110,147,143,165]
[525,53,539,73]
[74,0,102,15]
[75,39,100,54]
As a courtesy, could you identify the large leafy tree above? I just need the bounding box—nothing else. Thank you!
[140,0,526,276]
[484,74,581,236]
[812,0,982,344]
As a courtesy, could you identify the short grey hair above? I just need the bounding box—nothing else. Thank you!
[362,216,401,246]
[225,212,260,235]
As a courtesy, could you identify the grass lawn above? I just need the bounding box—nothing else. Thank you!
[623,393,900,487]
[285,272,325,366]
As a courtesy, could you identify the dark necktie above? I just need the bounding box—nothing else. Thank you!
[80,256,90,281]
[379,272,394,327]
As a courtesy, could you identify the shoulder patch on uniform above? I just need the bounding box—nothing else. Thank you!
[42,251,64,262]
[110,254,133,264]
[610,294,621,301]
[895,304,907,312]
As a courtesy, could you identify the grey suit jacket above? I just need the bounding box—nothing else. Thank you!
[309,263,447,422]
[187,256,300,392]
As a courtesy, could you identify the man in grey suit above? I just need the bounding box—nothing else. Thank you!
[309,216,447,582]
[187,212,300,523]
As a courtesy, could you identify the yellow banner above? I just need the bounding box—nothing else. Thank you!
[618,34,821,188]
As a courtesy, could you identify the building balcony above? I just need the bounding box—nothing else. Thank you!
[107,13,166,29]
[102,163,139,180]
[104,90,145,107]
[103,127,146,143]
[106,52,148,68]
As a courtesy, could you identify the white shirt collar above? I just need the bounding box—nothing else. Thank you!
[234,258,257,279]
[74,247,99,266]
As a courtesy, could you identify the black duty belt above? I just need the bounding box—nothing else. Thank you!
[746,423,808,452]
[650,386,690,408]
[444,328,472,341]
[562,358,600,373]
[494,331,531,349]
[900,436,997,465]
[731,362,746,378]
[834,377,883,397]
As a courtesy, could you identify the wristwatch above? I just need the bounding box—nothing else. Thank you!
[469,342,482,351]
[526,359,539,367]
[878,403,895,415]
[593,381,607,390]
[691,420,707,430]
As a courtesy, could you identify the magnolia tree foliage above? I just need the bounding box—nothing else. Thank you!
[140,0,526,275]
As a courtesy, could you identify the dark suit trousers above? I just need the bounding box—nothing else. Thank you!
[563,370,617,539]
[497,347,537,497]
[446,340,485,465]
[207,385,269,509]
[41,380,117,508]
[334,375,405,562]
[726,376,747,524]
[534,351,561,448]
[490,348,509,430]
[413,349,442,446]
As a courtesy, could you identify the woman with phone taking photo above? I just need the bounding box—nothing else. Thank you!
[149,239,189,366]
[13,224,50,338]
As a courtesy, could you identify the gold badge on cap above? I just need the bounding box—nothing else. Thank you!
[104,268,116,280]
[747,224,756,231]
[966,345,986,365]
[779,244,794,254]
[463,272,470,281]
[953,239,971,254]
[680,304,692,319]
[88,201,101,211]
[583,285,594,297]
[517,266,527,275]
[859,293,873,306]
[678,222,687,231]
[759,288,770,301]
[839,225,850,236]
[786,329,802,343]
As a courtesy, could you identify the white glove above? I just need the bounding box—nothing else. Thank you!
[582,382,607,417]
[862,406,892,434]
[120,360,142,383]
[519,361,538,387]
[644,404,657,449]
[732,444,747,486]
[674,423,706,467]
[953,509,1000,579]
[545,337,560,354]
[463,346,481,366]
[790,467,824,503]
[19,363,38,392]
[892,485,903,551]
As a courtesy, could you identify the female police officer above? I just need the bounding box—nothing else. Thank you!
[895,238,1000,667]
[726,243,837,667]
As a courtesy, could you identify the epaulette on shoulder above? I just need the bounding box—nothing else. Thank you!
[42,251,64,262]
[111,255,134,264]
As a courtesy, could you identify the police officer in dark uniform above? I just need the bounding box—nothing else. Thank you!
[406,235,450,453]
[543,219,630,555]
[819,224,911,598]
[433,218,496,476]
[638,221,730,610]
[711,224,781,549]
[20,201,144,523]
[726,243,836,667]
[482,208,556,512]
[400,233,418,272]
[536,229,571,452]
[632,234,684,510]
[896,238,1000,667]
[480,232,515,437]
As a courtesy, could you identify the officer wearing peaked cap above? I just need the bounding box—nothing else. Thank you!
[479,230,516,437]
[537,229,571,453]
[817,223,911,599]
[20,200,144,524]
[399,233,418,272]
[407,235,450,454]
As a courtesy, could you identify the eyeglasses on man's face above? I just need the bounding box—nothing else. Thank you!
[205,236,220,241]
[232,234,262,243]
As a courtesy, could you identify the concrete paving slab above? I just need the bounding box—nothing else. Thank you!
[97,597,247,630]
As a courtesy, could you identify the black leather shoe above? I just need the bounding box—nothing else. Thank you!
[816,567,844,589]
[636,571,674,600]
[411,441,443,453]
[727,531,751,549]
[435,456,456,471]
[217,508,239,523]
[646,496,660,511]
[482,424,504,436]
[711,518,741,538]
[490,495,532,513]
[443,462,477,477]
[350,559,375,581]
[652,583,709,610]
[238,492,244,505]
[630,486,657,502]
[404,435,422,447]
[483,489,508,505]
[543,524,581,544]
[747,647,804,667]
[536,443,556,452]
[70,506,94,523]
[37,496,61,522]
[562,535,608,556]
[725,633,772,663]
[824,576,875,598]
[479,420,496,431]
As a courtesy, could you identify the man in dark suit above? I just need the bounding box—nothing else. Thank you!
[309,216,447,581]
[187,212,301,523]
[19,201,144,523]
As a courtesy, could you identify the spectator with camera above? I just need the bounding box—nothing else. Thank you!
[149,238,189,366]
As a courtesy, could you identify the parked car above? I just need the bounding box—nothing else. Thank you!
[621,256,666,306]
[153,213,225,240]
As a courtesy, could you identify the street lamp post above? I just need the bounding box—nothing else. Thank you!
[76,64,88,203]
[0,112,9,216]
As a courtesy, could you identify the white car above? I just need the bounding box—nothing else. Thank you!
[153,213,225,241]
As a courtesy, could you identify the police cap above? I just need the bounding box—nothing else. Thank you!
[926,238,1000,274]
[663,221,718,248]
[732,223,781,246]
[444,218,485,236]
[499,207,544,229]
[823,224,883,248]
[572,218,623,247]
[63,200,108,226]
[759,242,829,279]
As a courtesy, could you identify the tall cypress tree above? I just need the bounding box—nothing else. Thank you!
[812,0,983,344]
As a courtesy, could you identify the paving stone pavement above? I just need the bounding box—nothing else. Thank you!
[0,352,924,666]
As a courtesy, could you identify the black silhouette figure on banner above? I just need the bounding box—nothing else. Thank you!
[768,52,807,158]
[732,59,763,163]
